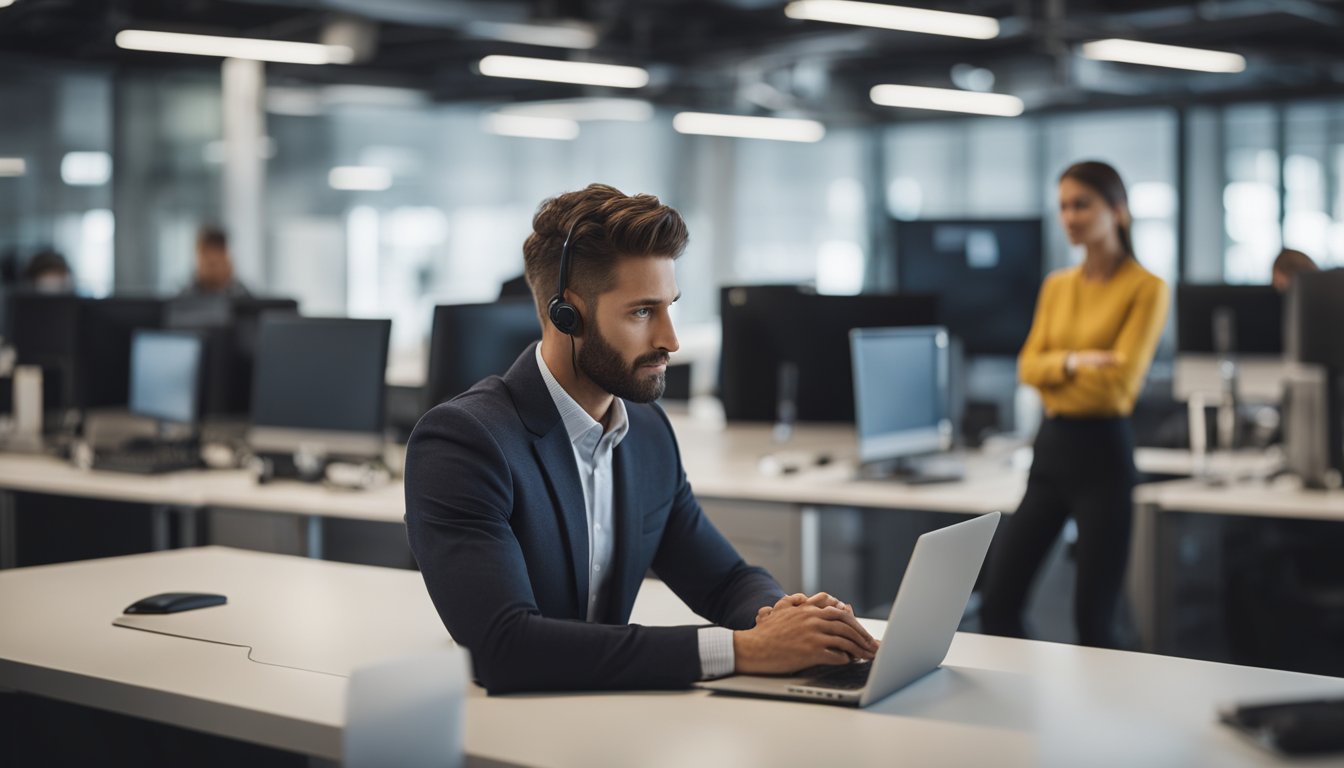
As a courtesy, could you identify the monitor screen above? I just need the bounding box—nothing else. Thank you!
[718,285,939,422]
[426,300,541,408]
[849,326,952,464]
[1287,268,1344,369]
[894,219,1043,356]
[1177,284,1282,355]
[251,316,391,435]
[130,330,204,425]
[9,292,81,413]
[78,297,166,410]
[165,295,299,417]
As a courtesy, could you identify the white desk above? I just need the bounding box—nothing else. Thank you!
[0,453,404,566]
[0,431,1248,599]
[2,547,1342,767]
[1131,477,1344,651]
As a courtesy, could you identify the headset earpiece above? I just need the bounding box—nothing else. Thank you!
[547,217,585,336]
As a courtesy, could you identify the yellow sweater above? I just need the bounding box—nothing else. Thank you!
[1019,258,1169,418]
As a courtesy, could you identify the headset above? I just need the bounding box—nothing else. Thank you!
[547,217,584,336]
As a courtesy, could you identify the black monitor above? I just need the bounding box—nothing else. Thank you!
[1286,269,1344,477]
[9,292,81,418]
[249,315,391,458]
[165,295,299,417]
[129,330,205,426]
[894,219,1043,356]
[77,297,166,411]
[426,300,541,409]
[1177,284,1282,355]
[850,326,953,466]
[718,285,939,422]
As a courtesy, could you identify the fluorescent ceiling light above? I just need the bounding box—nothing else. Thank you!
[0,157,25,177]
[1080,38,1245,73]
[329,166,392,191]
[478,55,648,88]
[465,20,598,49]
[494,98,653,122]
[483,113,581,141]
[784,1,998,40]
[0,1,17,9]
[672,112,825,143]
[870,84,1023,116]
[60,151,112,186]
[116,30,354,65]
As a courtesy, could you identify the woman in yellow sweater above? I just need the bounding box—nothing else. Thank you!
[980,161,1169,648]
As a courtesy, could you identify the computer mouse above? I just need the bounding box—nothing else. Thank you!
[124,592,227,614]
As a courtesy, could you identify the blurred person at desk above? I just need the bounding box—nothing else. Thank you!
[981,161,1169,649]
[179,225,251,299]
[1271,248,1318,294]
[405,183,876,693]
[21,248,74,294]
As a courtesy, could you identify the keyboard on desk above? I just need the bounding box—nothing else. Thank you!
[797,661,872,690]
[93,441,203,474]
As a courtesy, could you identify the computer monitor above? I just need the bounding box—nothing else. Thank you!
[77,297,167,411]
[165,295,299,417]
[850,326,953,468]
[129,330,205,427]
[1285,268,1344,477]
[1176,284,1282,355]
[9,292,81,419]
[249,315,391,458]
[894,219,1043,356]
[718,285,939,422]
[426,300,541,409]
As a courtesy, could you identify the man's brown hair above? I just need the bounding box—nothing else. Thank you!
[196,225,228,251]
[522,184,688,323]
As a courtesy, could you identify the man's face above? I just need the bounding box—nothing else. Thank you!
[576,256,680,403]
[196,244,234,290]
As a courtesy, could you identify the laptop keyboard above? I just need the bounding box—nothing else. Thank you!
[799,661,872,690]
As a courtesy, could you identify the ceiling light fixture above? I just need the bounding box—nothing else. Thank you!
[465,21,598,50]
[870,84,1024,116]
[477,55,649,88]
[493,98,654,122]
[671,112,825,143]
[115,30,354,65]
[0,158,26,177]
[784,1,998,40]
[329,166,392,191]
[1080,39,1246,73]
[483,113,581,141]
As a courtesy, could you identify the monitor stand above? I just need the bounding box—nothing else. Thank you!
[857,455,964,485]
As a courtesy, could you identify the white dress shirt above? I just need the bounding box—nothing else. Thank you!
[535,344,735,678]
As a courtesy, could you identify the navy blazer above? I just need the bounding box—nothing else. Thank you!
[404,343,784,693]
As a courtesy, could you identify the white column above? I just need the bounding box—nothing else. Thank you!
[221,57,266,289]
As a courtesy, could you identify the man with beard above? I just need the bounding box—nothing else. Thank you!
[405,184,877,693]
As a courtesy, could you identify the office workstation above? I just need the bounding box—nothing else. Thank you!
[4,0,1344,765]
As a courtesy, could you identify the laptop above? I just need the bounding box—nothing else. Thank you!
[697,511,1000,707]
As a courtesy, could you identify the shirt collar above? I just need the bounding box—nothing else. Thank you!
[535,342,629,456]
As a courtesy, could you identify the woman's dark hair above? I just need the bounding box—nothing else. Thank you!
[1059,160,1134,259]
[22,248,71,282]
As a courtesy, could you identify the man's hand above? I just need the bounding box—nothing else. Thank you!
[735,592,879,675]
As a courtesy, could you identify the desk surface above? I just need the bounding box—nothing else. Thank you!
[3,547,1342,767]
[0,433,1300,524]
[1136,476,1344,520]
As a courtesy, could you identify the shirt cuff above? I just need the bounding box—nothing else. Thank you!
[697,626,735,680]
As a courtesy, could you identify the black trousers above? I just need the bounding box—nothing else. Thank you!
[980,416,1136,648]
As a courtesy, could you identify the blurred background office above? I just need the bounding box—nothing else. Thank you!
[2,0,1344,676]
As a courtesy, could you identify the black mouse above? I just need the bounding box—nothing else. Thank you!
[124,592,227,614]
